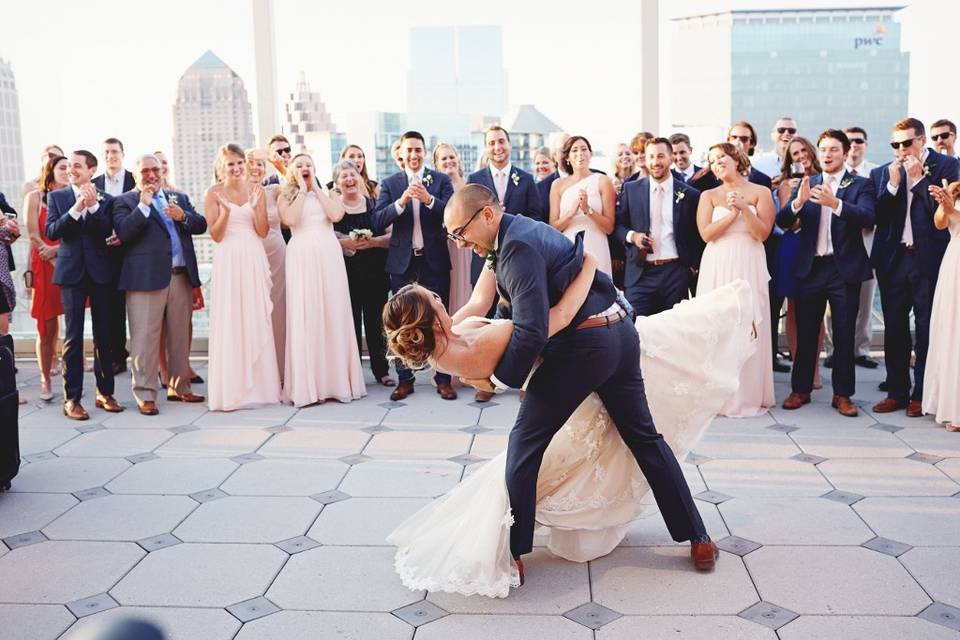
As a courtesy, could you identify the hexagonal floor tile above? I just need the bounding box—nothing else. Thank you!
[43,495,196,541]
[698,459,832,498]
[173,496,321,543]
[900,548,960,608]
[854,497,960,546]
[590,546,759,615]
[308,497,429,545]
[258,429,369,459]
[234,611,412,640]
[10,457,130,493]
[0,492,78,538]
[364,431,472,459]
[111,543,286,607]
[220,459,348,496]
[718,497,874,545]
[0,541,144,603]
[53,429,173,458]
[381,395,481,429]
[744,546,930,614]
[61,606,241,640]
[898,429,960,459]
[777,615,960,639]
[597,615,776,639]
[338,460,462,498]
[414,614,591,639]
[192,404,297,429]
[18,428,80,456]
[266,546,421,611]
[155,428,269,458]
[619,503,729,546]
[790,428,915,459]
[105,457,238,495]
[817,459,958,497]
[0,604,76,640]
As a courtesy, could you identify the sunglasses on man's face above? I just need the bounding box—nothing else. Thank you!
[776,127,797,135]
[848,138,865,145]
[274,146,292,156]
[889,138,917,150]
[931,132,954,142]
[728,135,751,144]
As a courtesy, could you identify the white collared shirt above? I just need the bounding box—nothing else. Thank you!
[489,162,513,205]
[845,159,876,175]
[103,170,125,197]
[69,184,100,219]
[887,149,929,246]
[394,168,435,213]
[647,174,679,261]
[675,164,695,181]
[816,169,846,256]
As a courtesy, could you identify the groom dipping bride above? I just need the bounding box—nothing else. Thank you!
[379,184,763,597]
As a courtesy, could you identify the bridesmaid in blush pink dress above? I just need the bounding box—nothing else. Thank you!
[550,136,615,277]
[696,142,776,417]
[923,182,960,431]
[246,150,286,378]
[433,142,473,314]
[203,144,281,411]
[279,153,366,407]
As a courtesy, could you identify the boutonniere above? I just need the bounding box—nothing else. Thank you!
[839,177,855,189]
[923,162,933,178]
[166,193,179,206]
[511,171,520,187]
[421,172,433,188]
[95,191,105,203]
[674,189,686,204]
[484,249,498,272]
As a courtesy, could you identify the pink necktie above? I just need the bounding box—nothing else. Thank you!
[649,184,663,260]
[410,174,423,250]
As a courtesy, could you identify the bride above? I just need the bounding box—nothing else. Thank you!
[382,240,757,598]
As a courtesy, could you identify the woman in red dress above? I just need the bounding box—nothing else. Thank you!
[23,155,68,401]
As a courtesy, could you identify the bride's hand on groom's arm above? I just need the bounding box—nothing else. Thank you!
[460,377,495,393]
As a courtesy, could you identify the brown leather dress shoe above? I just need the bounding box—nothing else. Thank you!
[906,400,923,418]
[390,382,415,401]
[832,395,858,417]
[515,558,525,586]
[63,399,89,421]
[167,391,205,403]
[436,383,458,400]
[691,538,719,571]
[95,394,125,413]
[781,392,811,410]
[137,401,159,416]
[872,397,906,413]
[474,390,494,403]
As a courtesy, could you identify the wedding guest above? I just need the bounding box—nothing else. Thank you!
[279,153,365,406]
[872,117,959,417]
[536,133,570,212]
[615,138,702,316]
[776,137,824,388]
[670,133,700,183]
[930,119,957,159]
[371,131,456,401]
[0,214,21,404]
[434,142,474,315]
[332,159,394,387]
[155,150,203,386]
[264,134,292,185]
[697,142,775,416]
[778,130,876,417]
[611,143,636,194]
[753,116,799,182]
[93,138,135,375]
[112,154,206,416]
[341,144,379,199]
[533,147,556,182]
[46,151,123,420]
[628,131,655,180]
[246,149,286,378]
[23,154,67,401]
[924,180,960,431]
[22,145,64,198]
[391,139,405,171]
[203,144,280,411]
[549,136,615,276]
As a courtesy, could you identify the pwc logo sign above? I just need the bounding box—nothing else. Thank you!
[855,22,887,50]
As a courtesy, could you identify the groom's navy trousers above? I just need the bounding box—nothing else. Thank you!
[505,313,706,558]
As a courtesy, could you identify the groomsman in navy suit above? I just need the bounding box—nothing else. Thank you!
[670,133,701,183]
[870,117,959,417]
[371,131,457,401]
[778,130,876,417]
[467,125,542,286]
[46,151,125,420]
[615,138,703,316]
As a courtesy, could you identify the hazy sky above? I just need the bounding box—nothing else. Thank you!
[3,0,955,179]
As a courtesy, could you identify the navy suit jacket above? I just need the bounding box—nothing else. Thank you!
[92,170,136,194]
[492,214,619,388]
[467,165,543,284]
[45,186,115,286]
[536,171,559,216]
[614,178,704,288]
[870,149,959,279]
[370,168,454,276]
[776,172,876,284]
[111,190,206,291]
[690,165,772,193]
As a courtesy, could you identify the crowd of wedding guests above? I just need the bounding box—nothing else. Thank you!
[0,115,957,432]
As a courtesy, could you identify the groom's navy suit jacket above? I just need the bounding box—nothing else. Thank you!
[492,214,618,388]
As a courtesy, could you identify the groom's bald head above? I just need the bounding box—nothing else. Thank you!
[444,184,502,254]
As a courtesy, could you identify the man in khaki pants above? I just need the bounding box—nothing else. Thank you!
[111,155,207,415]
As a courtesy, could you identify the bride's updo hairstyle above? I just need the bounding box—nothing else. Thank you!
[383,284,438,370]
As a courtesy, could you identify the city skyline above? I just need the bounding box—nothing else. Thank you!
[3,0,959,187]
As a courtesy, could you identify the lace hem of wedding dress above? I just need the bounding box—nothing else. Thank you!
[393,547,521,599]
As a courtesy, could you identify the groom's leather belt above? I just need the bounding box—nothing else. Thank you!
[645,257,679,266]
[576,307,627,331]
[412,248,424,257]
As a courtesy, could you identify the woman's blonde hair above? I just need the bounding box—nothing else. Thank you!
[280,152,314,202]
[213,143,245,186]
[432,142,463,178]
[382,284,439,370]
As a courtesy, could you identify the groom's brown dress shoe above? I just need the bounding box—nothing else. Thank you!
[906,400,924,418]
[691,538,718,571]
[474,390,494,403]
[832,395,858,417]
[95,394,125,413]
[63,399,89,421]
[781,392,811,410]
[437,383,458,400]
[872,397,906,413]
[390,382,415,401]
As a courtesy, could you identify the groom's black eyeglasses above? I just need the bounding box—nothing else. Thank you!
[447,205,488,242]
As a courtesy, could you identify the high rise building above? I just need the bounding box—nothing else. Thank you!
[670,7,909,164]
[283,72,339,148]
[502,105,564,172]
[0,57,24,205]
[173,50,255,205]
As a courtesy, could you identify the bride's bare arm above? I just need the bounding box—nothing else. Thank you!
[547,252,597,337]
[451,266,496,325]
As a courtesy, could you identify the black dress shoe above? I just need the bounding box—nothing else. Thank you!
[190,375,205,384]
[855,355,879,369]
[773,360,791,373]
[878,381,889,392]
[823,355,834,369]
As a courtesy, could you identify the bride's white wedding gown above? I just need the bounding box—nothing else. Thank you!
[387,279,757,598]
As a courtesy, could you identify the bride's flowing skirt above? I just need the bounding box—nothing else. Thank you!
[388,280,757,597]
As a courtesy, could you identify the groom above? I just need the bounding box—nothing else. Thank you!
[444,184,716,582]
